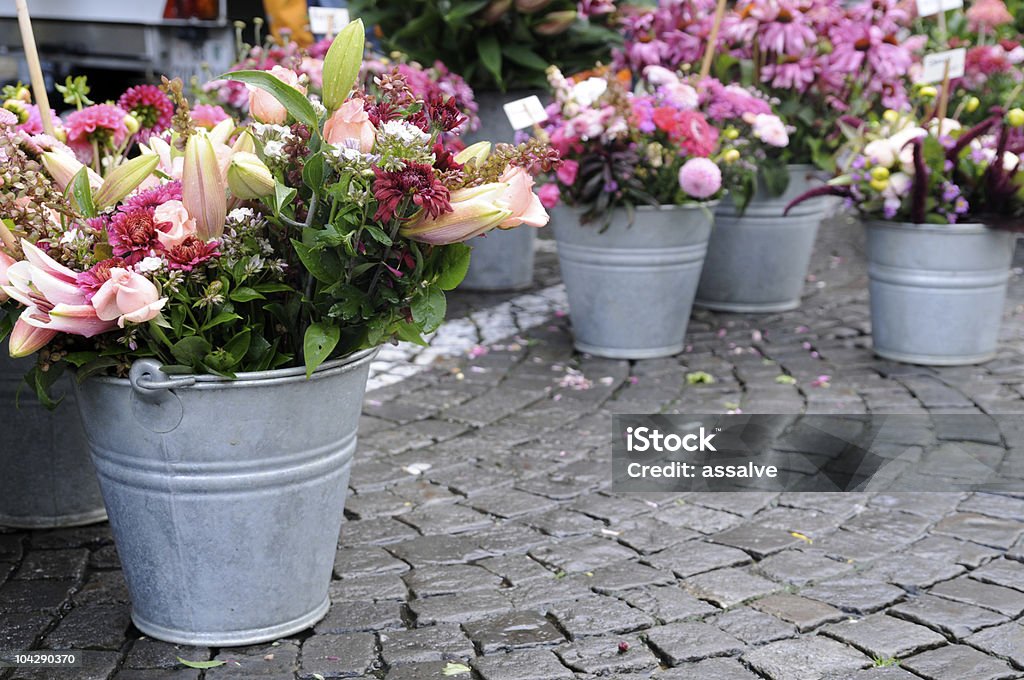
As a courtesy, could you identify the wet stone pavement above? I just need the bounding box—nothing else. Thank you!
[3,216,1024,680]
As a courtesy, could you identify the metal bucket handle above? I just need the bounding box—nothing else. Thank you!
[130,360,196,396]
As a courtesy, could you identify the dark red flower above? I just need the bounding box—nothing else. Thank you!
[108,206,160,263]
[372,163,452,223]
[432,141,463,173]
[365,99,401,127]
[166,236,220,271]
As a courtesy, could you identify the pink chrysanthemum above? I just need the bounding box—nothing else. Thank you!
[372,164,452,223]
[118,85,174,143]
[126,181,183,210]
[77,257,128,302]
[190,104,230,130]
[108,207,160,263]
[166,236,220,271]
[65,104,129,163]
[678,157,722,199]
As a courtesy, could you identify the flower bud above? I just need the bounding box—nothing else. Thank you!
[534,10,577,35]
[724,127,740,140]
[454,141,492,167]
[870,166,890,181]
[123,114,141,135]
[869,178,889,192]
[3,99,28,124]
[965,96,981,113]
[1007,108,1024,128]
[515,0,553,12]
[12,86,31,103]
[722,149,740,163]
[227,152,276,199]
[882,109,899,123]
[480,0,513,23]
[918,86,938,99]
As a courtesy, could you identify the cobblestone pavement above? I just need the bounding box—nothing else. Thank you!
[3,217,1024,680]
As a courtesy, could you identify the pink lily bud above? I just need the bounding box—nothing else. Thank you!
[182,130,228,240]
[8,318,56,358]
[480,0,513,24]
[41,151,103,192]
[248,66,305,125]
[515,0,554,12]
[0,250,15,302]
[401,184,513,245]
[534,10,577,35]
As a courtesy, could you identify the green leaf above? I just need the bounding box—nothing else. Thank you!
[303,153,325,192]
[223,70,318,129]
[501,44,549,72]
[303,322,341,377]
[94,154,160,209]
[253,282,295,294]
[363,223,393,246]
[321,19,366,111]
[411,287,447,334]
[229,286,265,303]
[291,239,343,284]
[271,182,297,218]
[26,363,65,410]
[477,35,503,88]
[68,167,96,218]
[444,0,490,22]
[437,244,471,290]
[205,329,252,372]
[77,356,119,381]
[63,351,100,368]
[171,336,213,367]
[200,311,242,332]
[176,658,226,670]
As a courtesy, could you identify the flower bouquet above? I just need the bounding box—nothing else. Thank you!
[536,65,724,357]
[0,19,554,645]
[787,98,1024,364]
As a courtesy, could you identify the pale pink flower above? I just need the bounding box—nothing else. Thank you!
[323,98,376,152]
[248,66,306,125]
[497,166,549,229]
[91,268,167,328]
[153,200,197,249]
[678,157,722,199]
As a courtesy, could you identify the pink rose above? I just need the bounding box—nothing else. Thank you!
[92,268,167,328]
[248,67,306,125]
[678,157,722,199]
[153,200,197,249]
[497,166,550,228]
[323,99,376,152]
[556,159,579,187]
[537,183,561,210]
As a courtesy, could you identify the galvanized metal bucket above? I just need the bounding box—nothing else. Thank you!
[551,203,715,359]
[461,227,537,291]
[696,164,828,312]
[865,220,1016,365]
[0,353,106,529]
[72,348,378,646]
[460,90,542,292]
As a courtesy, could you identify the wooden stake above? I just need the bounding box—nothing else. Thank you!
[14,0,54,137]
[937,59,951,138]
[700,0,728,79]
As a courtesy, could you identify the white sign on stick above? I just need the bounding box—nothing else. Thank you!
[919,48,966,83]
[503,95,549,130]
[915,0,963,17]
[309,7,350,35]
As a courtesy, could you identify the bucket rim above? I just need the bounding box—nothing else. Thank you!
[863,219,1005,235]
[80,346,380,390]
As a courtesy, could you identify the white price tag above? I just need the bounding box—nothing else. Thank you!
[915,0,962,17]
[503,95,549,131]
[919,48,966,83]
[309,7,350,36]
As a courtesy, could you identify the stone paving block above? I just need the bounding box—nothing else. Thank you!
[841,510,933,544]
[526,509,605,538]
[618,586,719,624]
[932,513,1024,550]
[409,591,513,625]
[551,595,655,639]
[607,517,701,554]
[751,594,847,632]
[929,576,1024,616]
[570,494,654,523]
[386,535,494,567]
[298,633,377,679]
[0,579,75,615]
[710,525,802,559]
[869,493,964,519]
[687,492,778,518]
[12,549,89,581]
[506,578,594,611]
[820,669,920,680]
[644,622,745,666]
[651,657,764,679]
[528,536,636,573]
[8,650,121,680]
[403,564,503,598]
[473,523,550,557]
[965,621,1024,667]
[801,577,907,615]
[655,503,746,534]
[683,568,781,608]
[902,644,1021,680]
[469,490,559,520]
[713,607,798,645]
[0,611,52,651]
[888,594,1008,639]
[969,558,1024,592]
[960,493,1024,522]
[379,624,474,666]
[555,634,660,675]
[329,574,408,603]
[742,636,872,680]
[208,640,300,677]
[315,600,403,634]
[755,549,855,586]
[462,610,564,653]
[475,555,555,585]
[113,670,201,679]
[41,603,130,650]
[333,547,410,578]
[584,561,676,593]
[385,661,468,679]
[857,554,966,589]
[28,526,112,550]
[471,649,574,680]
[123,640,211,670]
[821,613,947,659]
[72,571,130,606]
[395,504,494,535]
[907,536,1002,569]
[645,542,752,578]
[813,530,899,563]
[88,545,121,570]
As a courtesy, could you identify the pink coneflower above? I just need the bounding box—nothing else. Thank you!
[77,257,127,302]
[190,104,230,130]
[118,85,173,143]
[372,163,452,223]
[756,2,818,57]
[967,0,1013,31]
[165,236,220,271]
[65,104,130,163]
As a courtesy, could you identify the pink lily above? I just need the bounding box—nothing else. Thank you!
[182,130,228,240]
[0,250,15,303]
